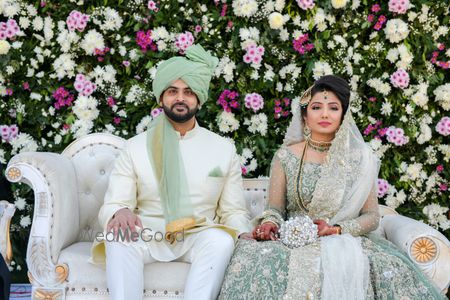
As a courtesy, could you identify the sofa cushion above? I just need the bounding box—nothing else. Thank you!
[59,242,190,297]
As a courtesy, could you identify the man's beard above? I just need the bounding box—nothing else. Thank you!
[163,102,198,123]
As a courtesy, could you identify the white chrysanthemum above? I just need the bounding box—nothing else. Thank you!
[367,78,392,96]
[152,26,170,40]
[100,7,123,31]
[423,204,450,230]
[232,0,258,18]
[73,96,99,122]
[312,61,333,80]
[2,0,20,17]
[279,64,301,80]
[136,115,153,134]
[215,56,236,83]
[75,95,98,110]
[53,53,76,80]
[90,65,117,88]
[71,119,94,139]
[244,113,268,136]
[381,101,392,116]
[217,111,240,133]
[32,16,44,31]
[14,197,26,210]
[19,17,30,29]
[386,48,399,63]
[384,19,409,43]
[10,133,39,155]
[156,40,167,51]
[263,1,275,13]
[20,215,31,228]
[239,27,260,42]
[275,0,285,11]
[54,134,62,145]
[26,4,37,16]
[406,162,423,181]
[56,29,79,53]
[396,44,413,69]
[80,30,105,55]
[417,123,432,144]
[264,64,275,82]
[433,83,450,111]
[411,92,428,108]
[44,17,54,42]
[351,0,360,9]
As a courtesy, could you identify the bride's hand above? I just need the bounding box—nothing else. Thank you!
[252,222,279,241]
[314,219,340,236]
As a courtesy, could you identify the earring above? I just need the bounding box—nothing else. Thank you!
[303,124,311,137]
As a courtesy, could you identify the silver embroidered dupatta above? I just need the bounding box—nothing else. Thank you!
[283,97,380,299]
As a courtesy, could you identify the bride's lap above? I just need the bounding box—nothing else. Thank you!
[219,240,290,299]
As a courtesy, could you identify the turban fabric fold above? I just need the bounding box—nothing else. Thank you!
[152,44,219,105]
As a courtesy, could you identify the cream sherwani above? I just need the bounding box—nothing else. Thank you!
[91,122,252,263]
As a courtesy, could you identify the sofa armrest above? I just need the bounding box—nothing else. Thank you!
[381,214,450,292]
[6,152,79,287]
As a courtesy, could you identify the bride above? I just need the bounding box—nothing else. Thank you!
[220,75,445,299]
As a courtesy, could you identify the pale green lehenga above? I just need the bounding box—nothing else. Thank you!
[220,147,445,300]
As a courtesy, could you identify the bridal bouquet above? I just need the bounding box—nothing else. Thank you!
[279,215,318,248]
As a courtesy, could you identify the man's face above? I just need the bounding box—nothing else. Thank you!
[160,79,199,123]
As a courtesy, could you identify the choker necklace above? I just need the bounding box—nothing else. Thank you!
[306,136,332,153]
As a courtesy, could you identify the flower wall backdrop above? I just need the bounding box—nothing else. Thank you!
[0,0,448,279]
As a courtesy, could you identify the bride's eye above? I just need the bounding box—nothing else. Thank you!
[311,106,320,110]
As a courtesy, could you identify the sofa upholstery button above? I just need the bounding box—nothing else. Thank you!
[100,169,105,175]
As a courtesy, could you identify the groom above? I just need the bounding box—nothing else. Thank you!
[91,44,252,299]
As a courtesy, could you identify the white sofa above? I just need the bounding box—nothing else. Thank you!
[5,133,450,299]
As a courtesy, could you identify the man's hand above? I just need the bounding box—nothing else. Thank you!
[252,222,279,241]
[238,232,254,240]
[106,208,143,242]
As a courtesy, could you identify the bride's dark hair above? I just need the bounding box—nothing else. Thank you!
[310,75,350,115]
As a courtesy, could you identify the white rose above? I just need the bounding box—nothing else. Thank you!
[0,40,11,55]
[268,12,284,29]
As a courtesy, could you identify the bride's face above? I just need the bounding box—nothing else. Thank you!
[304,90,343,138]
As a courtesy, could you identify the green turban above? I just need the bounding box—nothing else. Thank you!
[152,44,219,105]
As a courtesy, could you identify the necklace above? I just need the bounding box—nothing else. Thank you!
[306,136,332,153]
[296,142,310,212]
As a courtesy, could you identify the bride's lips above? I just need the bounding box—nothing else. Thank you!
[318,121,332,127]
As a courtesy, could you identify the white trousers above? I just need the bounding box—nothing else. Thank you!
[105,228,234,300]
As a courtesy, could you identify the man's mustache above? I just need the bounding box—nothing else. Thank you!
[171,103,188,110]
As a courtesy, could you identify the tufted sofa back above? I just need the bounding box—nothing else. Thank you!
[62,133,125,242]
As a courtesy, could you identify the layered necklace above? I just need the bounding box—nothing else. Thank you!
[306,136,332,152]
[296,136,332,212]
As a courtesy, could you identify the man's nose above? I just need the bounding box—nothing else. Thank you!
[175,91,184,102]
